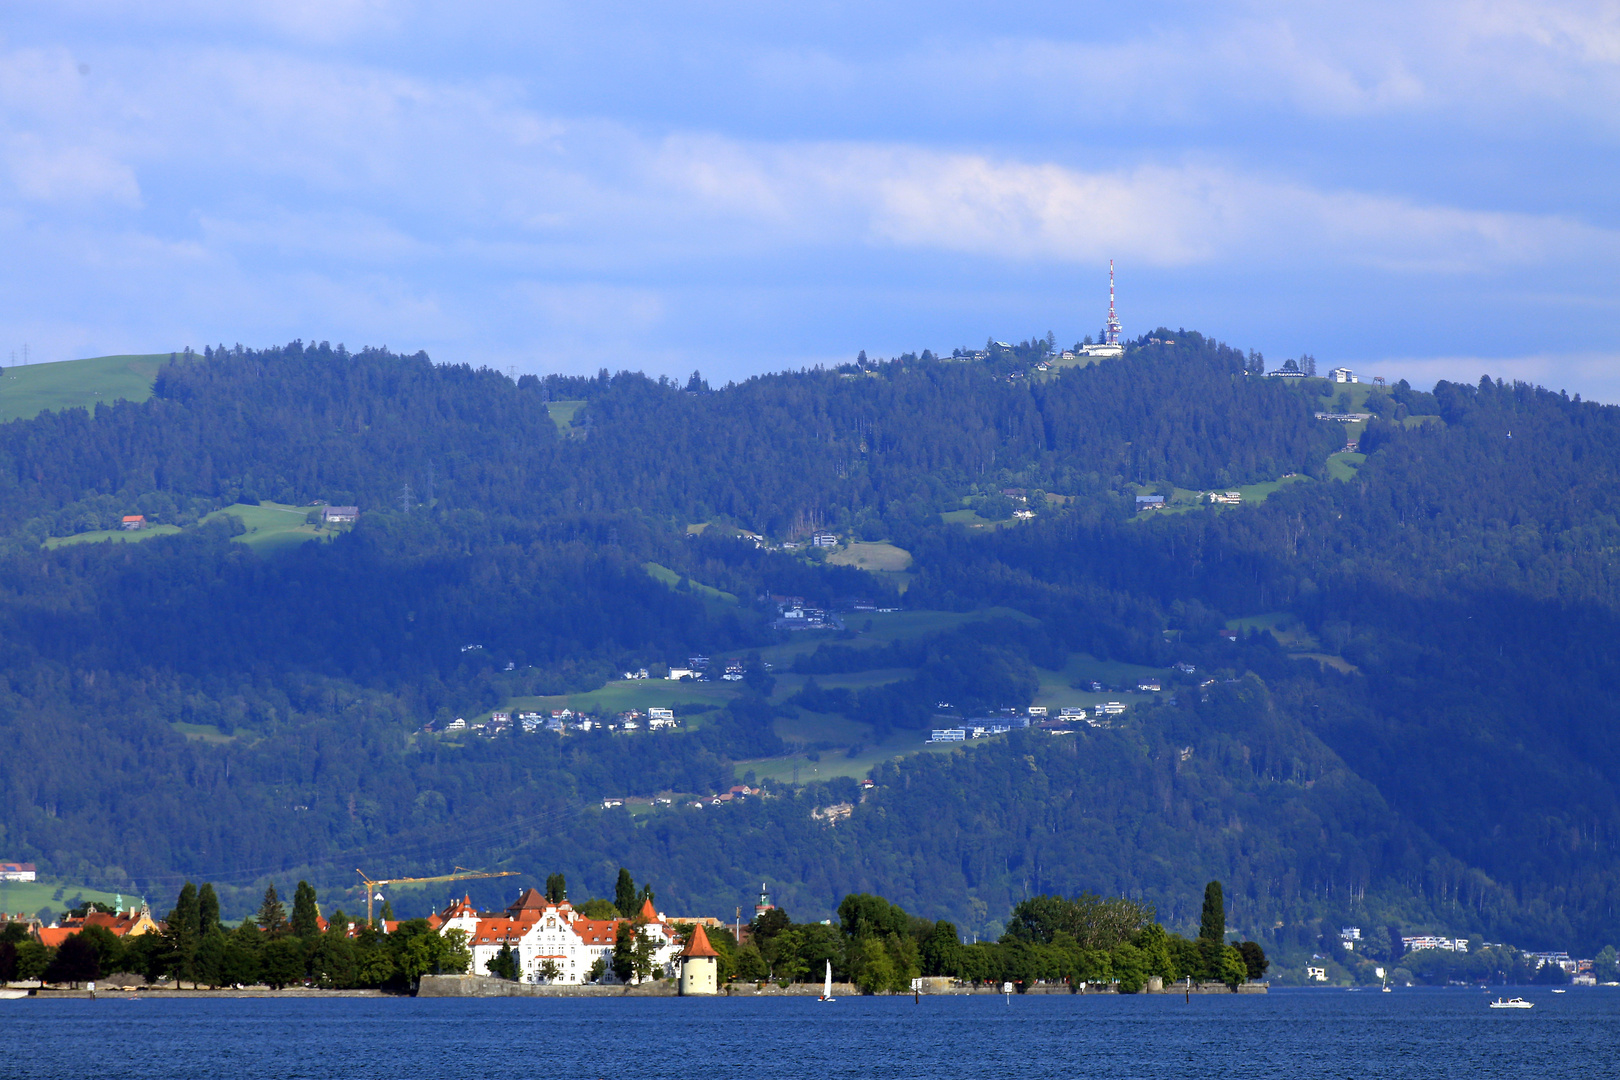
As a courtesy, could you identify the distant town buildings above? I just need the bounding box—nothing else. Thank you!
[1402,935,1469,953]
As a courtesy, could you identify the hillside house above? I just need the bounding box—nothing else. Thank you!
[1135,495,1165,511]
[811,533,839,548]
[1329,366,1357,383]
[0,861,36,882]
[322,505,359,524]
[1207,491,1242,505]
[120,515,146,531]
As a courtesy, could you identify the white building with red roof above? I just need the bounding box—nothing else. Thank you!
[448,889,684,985]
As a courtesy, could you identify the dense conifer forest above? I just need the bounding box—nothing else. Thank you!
[4,336,1620,972]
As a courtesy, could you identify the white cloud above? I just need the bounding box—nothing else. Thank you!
[4,134,141,205]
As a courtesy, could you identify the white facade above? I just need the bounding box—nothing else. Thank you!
[458,892,683,985]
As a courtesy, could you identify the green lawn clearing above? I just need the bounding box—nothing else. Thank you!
[827,541,913,573]
[204,502,335,555]
[1227,611,1321,651]
[0,877,147,920]
[643,562,738,604]
[170,721,248,745]
[0,353,171,423]
[496,680,741,721]
[546,399,586,434]
[1325,452,1367,481]
[44,524,183,549]
[941,508,997,527]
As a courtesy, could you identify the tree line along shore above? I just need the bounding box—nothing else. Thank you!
[2,872,1265,995]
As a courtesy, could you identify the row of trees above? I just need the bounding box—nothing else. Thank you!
[0,881,470,990]
[682,881,1265,994]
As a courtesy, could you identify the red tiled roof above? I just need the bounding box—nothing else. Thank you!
[508,888,548,916]
[680,922,719,959]
[639,897,658,921]
[36,927,76,948]
[569,918,618,945]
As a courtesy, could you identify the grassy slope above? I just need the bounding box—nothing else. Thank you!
[643,562,738,604]
[204,502,335,554]
[0,354,169,423]
[44,525,183,549]
[546,400,586,434]
[0,877,147,919]
[826,541,912,573]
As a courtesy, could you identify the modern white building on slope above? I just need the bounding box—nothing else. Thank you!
[434,889,684,984]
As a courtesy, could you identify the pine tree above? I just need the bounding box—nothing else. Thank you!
[257,884,289,938]
[1199,881,1225,944]
[291,881,321,939]
[197,883,221,938]
[379,898,394,922]
[614,868,637,918]
[161,882,201,987]
[545,873,566,904]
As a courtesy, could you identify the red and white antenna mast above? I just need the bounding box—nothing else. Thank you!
[1105,260,1122,345]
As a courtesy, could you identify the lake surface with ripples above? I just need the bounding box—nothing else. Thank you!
[6,987,1611,1080]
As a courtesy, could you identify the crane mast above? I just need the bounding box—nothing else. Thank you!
[355,866,518,926]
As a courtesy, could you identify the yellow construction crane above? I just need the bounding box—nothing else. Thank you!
[355,866,518,926]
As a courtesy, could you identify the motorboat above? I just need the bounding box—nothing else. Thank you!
[1489,997,1533,1009]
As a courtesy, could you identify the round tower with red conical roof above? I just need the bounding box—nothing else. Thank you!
[678,922,720,995]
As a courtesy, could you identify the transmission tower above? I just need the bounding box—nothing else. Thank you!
[400,483,414,514]
[1104,261,1122,346]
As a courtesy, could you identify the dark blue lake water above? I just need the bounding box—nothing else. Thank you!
[5,988,1611,1079]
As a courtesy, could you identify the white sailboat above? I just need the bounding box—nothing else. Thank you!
[820,960,835,1002]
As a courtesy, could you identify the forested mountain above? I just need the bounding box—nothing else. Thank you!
[3,337,1619,968]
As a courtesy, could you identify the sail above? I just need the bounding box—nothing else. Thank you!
[824,960,832,998]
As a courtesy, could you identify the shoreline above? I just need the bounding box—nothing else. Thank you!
[2,976,1265,999]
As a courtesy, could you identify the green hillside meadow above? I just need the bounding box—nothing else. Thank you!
[0,353,170,423]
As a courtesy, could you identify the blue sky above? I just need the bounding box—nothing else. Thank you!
[3,1,1619,395]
